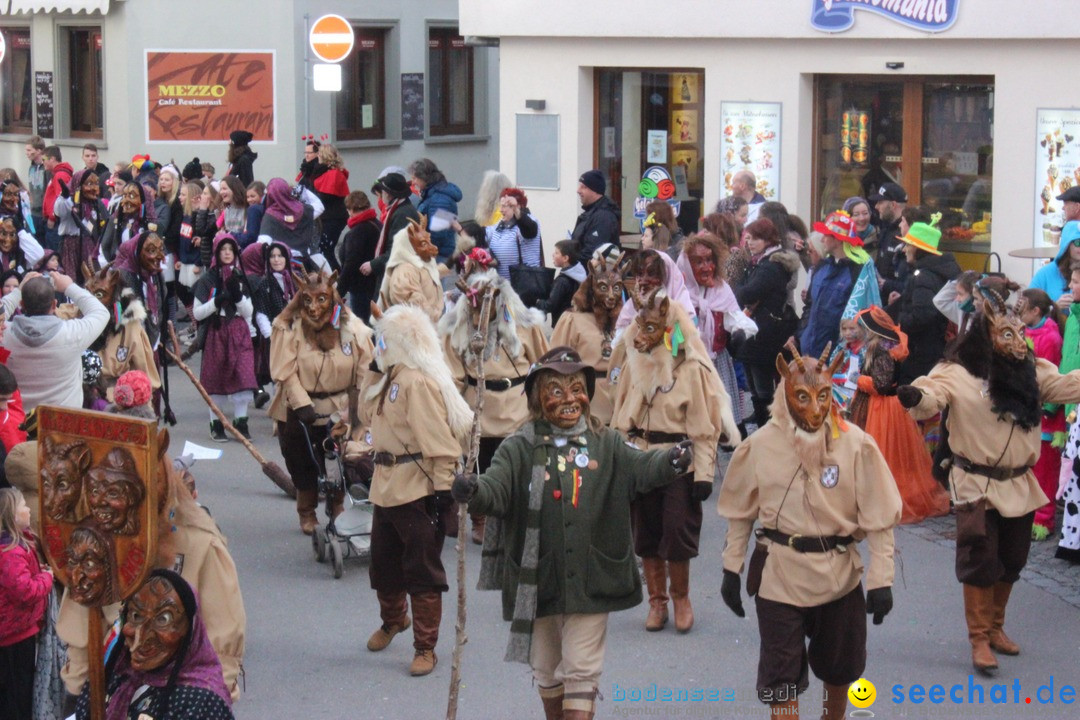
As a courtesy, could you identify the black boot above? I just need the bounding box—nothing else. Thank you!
[234,417,252,440]
[253,388,270,409]
[210,419,228,442]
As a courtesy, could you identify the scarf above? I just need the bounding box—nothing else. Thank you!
[113,234,161,320]
[373,198,405,258]
[263,178,304,230]
[675,251,739,359]
[347,207,377,228]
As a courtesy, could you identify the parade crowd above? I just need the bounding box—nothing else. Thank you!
[2,130,1080,720]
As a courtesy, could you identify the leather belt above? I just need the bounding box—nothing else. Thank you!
[756,527,854,554]
[372,451,423,467]
[465,375,526,391]
[953,455,1030,481]
[309,388,349,399]
[627,429,688,444]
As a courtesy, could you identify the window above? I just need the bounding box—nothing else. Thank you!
[336,27,386,140]
[68,27,103,138]
[0,27,33,135]
[428,28,473,136]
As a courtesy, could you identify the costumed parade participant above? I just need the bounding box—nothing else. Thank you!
[54,168,108,285]
[0,212,43,274]
[376,217,444,323]
[717,343,902,720]
[451,347,694,720]
[101,182,155,264]
[257,178,325,270]
[439,260,549,544]
[614,249,696,333]
[609,286,738,633]
[360,304,472,676]
[847,306,948,524]
[74,570,234,720]
[83,263,161,399]
[550,243,624,425]
[244,241,296,408]
[899,292,1080,674]
[269,270,373,534]
[112,231,166,354]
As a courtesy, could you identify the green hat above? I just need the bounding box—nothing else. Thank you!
[900,212,942,256]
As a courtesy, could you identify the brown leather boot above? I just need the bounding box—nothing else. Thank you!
[667,560,694,633]
[563,688,596,720]
[296,489,318,535]
[367,591,411,652]
[471,514,486,545]
[963,583,998,674]
[821,683,848,720]
[538,684,565,720]
[988,581,1020,655]
[409,592,442,676]
[642,557,669,631]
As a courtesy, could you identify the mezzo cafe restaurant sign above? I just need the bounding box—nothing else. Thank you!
[811,0,959,32]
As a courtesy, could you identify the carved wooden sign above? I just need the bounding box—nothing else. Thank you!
[37,407,161,608]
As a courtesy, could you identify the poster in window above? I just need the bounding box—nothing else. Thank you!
[671,149,700,185]
[646,130,667,164]
[145,51,275,143]
[34,71,54,139]
[671,110,697,144]
[672,74,699,105]
[401,73,424,141]
[720,101,782,200]
[1034,109,1080,248]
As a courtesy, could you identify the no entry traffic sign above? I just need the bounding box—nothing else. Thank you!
[309,14,354,64]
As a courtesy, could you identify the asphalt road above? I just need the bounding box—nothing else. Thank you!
[164,360,1080,719]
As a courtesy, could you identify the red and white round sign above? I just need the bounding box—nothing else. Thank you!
[309,14,354,64]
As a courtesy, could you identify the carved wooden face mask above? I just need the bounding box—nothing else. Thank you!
[66,526,116,607]
[407,217,439,262]
[123,576,190,672]
[776,343,844,433]
[0,219,16,253]
[121,184,142,216]
[539,371,590,429]
[83,265,121,308]
[984,297,1029,362]
[632,287,670,354]
[589,258,624,312]
[85,448,145,535]
[40,437,91,523]
[293,271,340,330]
[81,173,100,202]
[688,243,718,288]
[139,234,165,274]
[0,184,19,213]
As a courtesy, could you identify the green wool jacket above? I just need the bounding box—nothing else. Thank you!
[469,420,680,620]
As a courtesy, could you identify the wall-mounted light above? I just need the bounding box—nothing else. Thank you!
[525,99,546,111]
[886,62,905,70]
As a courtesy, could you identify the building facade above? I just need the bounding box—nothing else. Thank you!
[462,0,1080,280]
[0,0,498,212]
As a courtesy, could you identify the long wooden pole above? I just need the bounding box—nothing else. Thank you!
[87,607,106,720]
[446,287,495,720]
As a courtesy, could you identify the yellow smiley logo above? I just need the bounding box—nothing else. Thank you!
[848,678,877,708]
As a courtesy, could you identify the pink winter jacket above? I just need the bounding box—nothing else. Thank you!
[0,532,52,647]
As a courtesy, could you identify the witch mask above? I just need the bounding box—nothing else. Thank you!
[123,575,191,671]
[139,233,165,275]
[66,523,118,607]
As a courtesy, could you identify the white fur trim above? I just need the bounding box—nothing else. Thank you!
[378,225,442,303]
[438,268,544,360]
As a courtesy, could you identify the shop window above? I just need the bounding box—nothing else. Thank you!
[594,69,705,239]
[814,75,994,256]
[1,27,33,135]
[336,27,386,141]
[68,27,103,138]
[428,28,473,136]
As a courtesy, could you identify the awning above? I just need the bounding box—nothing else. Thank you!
[6,0,113,14]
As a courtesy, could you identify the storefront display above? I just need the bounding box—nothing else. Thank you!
[721,101,781,202]
[1033,108,1080,248]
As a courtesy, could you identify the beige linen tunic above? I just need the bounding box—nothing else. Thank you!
[717,419,902,607]
[909,359,1080,516]
[100,323,161,396]
[550,310,616,424]
[381,262,443,324]
[361,366,461,507]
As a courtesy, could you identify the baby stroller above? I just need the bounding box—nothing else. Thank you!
[303,415,374,579]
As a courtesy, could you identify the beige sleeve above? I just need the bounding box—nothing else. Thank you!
[524,323,551,364]
[270,321,311,410]
[550,312,577,349]
[686,362,723,483]
[908,363,954,420]
[388,266,426,309]
[195,535,247,700]
[132,328,162,389]
[410,379,464,492]
[442,335,467,394]
[716,442,759,574]
[57,592,122,695]
[856,438,902,590]
[1038,359,1080,405]
[607,340,631,432]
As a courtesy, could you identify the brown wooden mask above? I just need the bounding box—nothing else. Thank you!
[776,343,844,432]
[66,522,119,607]
[537,371,590,429]
[84,264,121,308]
[123,575,191,671]
[983,294,1030,362]
[292,270,341,331]
[407,216,438,262]
[0,218,16,253]
[588,257,625,313]
[139,233,165,275]
[632,286,670,353]
[85,448,146,535]
[40,435,92,523]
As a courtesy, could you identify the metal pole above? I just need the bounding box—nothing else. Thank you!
[303,13,311,137]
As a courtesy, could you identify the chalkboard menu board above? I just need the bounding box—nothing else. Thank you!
[35,71,54,139]
[401,73,424,141]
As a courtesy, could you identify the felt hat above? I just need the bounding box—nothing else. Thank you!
[114,370,153,409]
[372,172,411,199]
[525,346,596,400]
[869,182,908,204]
[856,305,909,361]
[812,210,863,247]
[900,213,943,256]
[579,169,605,195]
[230,130,254,146]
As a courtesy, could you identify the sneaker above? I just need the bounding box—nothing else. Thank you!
[234,417,252,440]
[253,389,270,409]
[210,419,228,443]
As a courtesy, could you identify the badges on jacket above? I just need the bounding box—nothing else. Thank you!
[610,367,621,384]
[821,465,839,489]
[389,383,399,402]
[116,346,128,362]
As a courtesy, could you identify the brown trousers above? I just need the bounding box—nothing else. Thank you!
[632,474,702,562]
[369,498,448,594]
[276,410,328,493]
[955,509,1034,587]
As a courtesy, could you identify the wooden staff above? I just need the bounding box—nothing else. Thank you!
[87,608,106,720]
[446,286,495,720]
[163,321,296,497]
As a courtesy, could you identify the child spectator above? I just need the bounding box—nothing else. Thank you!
[0,362,26,452]
[833,316,866,413]
[535,239,585,326]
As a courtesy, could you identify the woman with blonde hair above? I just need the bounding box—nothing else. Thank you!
[474,170,512,227]
[313,144,350,268]
[641,201,685,259]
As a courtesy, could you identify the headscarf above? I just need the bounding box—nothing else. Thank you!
[211,234,241,282]
[676,245,739,359]
[113,232,162,320]
[615,250,697,332]
[70,168,104,223]
[104,569,230,720]
[263,178,304,230]
[0,181,27,231]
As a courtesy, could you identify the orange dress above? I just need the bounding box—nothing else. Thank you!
[853,350,950,524]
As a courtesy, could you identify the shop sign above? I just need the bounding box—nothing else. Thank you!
[634,166,680,225]
[721,102,781,202]
[1033,108,1080,249]
[811,0,960,33]
[145,51,276,143]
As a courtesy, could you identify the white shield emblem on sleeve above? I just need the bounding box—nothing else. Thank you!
[821,465,839,489]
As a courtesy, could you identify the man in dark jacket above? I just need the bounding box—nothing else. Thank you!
[364,173,420,290]
[871,182,908,297]
[226,130,257,187]
[570,170,621,260]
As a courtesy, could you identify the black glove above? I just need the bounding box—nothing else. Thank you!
[691,480,713,503]
[667,439,693,473]
[727,329,747,357]
[451,472,479,503]
[59,179,70,199]
[897,385,922,409]
[294,405,317,426]
[226,274,244,304]
[721,570,746,618]
[865,586,893,625]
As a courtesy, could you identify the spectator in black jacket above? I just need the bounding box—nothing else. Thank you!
[226,130,257,187]
[337,190,381,322]
[536,240,585,326]
[362,172,420,290]
[570,169,621,259]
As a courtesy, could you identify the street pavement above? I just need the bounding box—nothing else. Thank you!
[165,359,1080,719]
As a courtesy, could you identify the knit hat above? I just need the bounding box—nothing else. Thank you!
[592,242,624,270]
[159,163,180,181]
[114,370,153,409]
[81,350,103,385]
[579,169,605,196]
[230,130,254,146]
[900,213,943,256]
[525,346,596,400]
[181,158,202,182]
